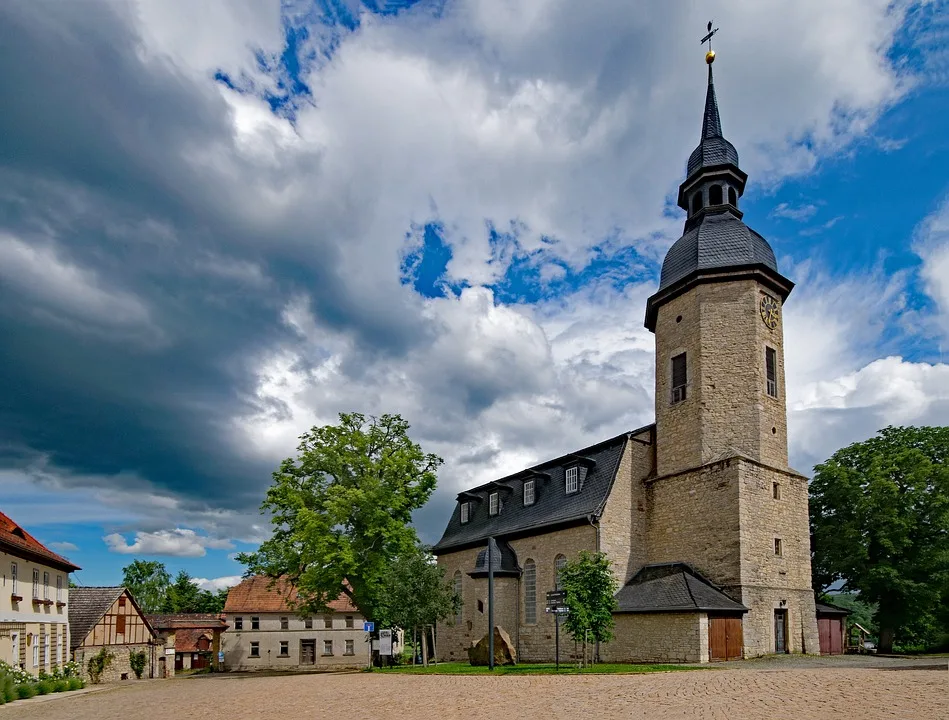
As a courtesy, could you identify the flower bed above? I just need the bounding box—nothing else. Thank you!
[0,660,85,704]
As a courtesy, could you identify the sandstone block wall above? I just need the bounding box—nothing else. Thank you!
[601,613,708,664]
[74,643,154,683]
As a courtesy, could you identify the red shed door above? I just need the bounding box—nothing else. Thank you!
[819,617,844,655]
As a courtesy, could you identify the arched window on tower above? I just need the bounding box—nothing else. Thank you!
[728,187,737,206]
[690,191,703,215]
[453,571,462,625]
[709,184,723,205]
[523,560,536,624]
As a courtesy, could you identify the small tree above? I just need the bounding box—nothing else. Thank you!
[129,650,147,679]
[121,560,171,614]
[375,545,460,666]
[558,551,617,667]
[239,413,442,621]
[86,648,114,684]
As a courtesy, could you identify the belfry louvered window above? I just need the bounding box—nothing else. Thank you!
[766,347,777,397]
[671,353,687,403]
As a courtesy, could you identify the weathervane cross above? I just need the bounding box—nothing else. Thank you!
[700,20,719,51]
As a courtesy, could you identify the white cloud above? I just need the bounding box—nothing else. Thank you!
[771,203,819,222]
[915,194,949,339]
[47,541,79,553]
[192,575,243,592]
[104,528,235,558]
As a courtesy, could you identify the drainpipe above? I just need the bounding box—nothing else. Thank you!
[588,514,601,663]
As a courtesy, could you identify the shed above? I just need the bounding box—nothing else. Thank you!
[815,601,850,655]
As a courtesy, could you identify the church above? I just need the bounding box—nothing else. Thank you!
[433,48,821,664]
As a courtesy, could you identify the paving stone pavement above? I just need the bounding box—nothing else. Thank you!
[8,665,947,720]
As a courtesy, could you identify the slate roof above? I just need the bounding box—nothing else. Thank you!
[223,576,358,614]
[433,430,644,553]
[685,65,740,179]
[815,601,851,616]
[614,563,748,614]
[0,510,80,572]
[68,587,157,650]
[658,210,778,291]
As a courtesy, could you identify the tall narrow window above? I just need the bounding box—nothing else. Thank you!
[766,347,778,397]
[489,492,499,516]
[460,501,470,524]
[772,482,781,500]
[11,563,17,595]
[43,572,49,600]
[32,569,39,598]
[453,571,463,625]
[523,479,535,506]
[671,353,687,403]
[554,554,567,590]
[56,576,62,603]
[523,560,537,624]
[709,184,723,205]
[565,467,579,494]
[774,538,783,557]
[728,187,738,206]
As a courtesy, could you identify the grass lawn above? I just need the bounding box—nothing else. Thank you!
[376,662,706,675]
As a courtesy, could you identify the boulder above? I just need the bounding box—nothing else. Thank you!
[467,626,517,666]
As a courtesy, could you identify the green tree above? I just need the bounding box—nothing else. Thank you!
[375,545,460,665]
[239,413,442,621]
[810,426,949,653]
[820,592,877,638]
[121,560,171,614]
[558,551,618,666]
[165,571,205,613]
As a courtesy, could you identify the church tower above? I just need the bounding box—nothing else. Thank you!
[643,47,820,657]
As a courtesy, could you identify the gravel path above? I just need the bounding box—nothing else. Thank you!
[7,664,947,720]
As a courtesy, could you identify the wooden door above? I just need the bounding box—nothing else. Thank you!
[819,617,843,655]
[709,617,743,661]
[774,610,788,653]
[301,640,316,665]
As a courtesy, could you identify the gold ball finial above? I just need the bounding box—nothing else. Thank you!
[705,50,716,64]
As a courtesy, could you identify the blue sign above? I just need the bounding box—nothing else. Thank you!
[363,621,374,633]
[218,651,224,662]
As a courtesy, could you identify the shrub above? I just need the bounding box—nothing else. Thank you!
[1,677,16,704]
[36,680,55,695]
[16,683,37,700]
[53,679,69,693]
[87,648,114,685]
[129,650,147,679]
[67,677,84,691]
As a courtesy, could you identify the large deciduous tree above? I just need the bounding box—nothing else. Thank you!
[121,560,171,614]
[239,413,442,621]
[810,425,949,653]
[558,551,618,666]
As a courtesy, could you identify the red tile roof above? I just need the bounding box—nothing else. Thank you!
[175,628,214,653]
[223,576,358,614]
[0,510,80,572]
[146,613,228,630]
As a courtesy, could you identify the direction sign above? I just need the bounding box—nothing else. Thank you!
[363,621,375,633]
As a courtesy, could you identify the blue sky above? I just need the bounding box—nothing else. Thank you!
[1,0,948,590]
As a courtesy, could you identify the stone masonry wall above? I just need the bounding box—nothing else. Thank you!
[645,459,742,587]
[601,613,708,664]
[74,643,153,683]
[654,279,789,477]
[436,524,597,663]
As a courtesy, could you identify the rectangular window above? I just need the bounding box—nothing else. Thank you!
[345,639,354,655]
[44,634,49,665]
[234,617,243,630]
[774,538,783,557]
[671,353,687,403]
[766,347,777,397]
[249,642,260,657]
[772,482,781,500]
[523,480,535,506]
[304,616,313,629]
[565,467,579,494]
[523,561,536,625]
[280,616,289,630]
[43,572,49,600]
[56,576,63,603]
[11,563,16,595]
[345,616,354,629]
[323,640,333,656]
[279,641,289,657]
[324,617,333,629]
[489,492,499,515]
[33,568,39,598]
[33,641,39,667]
[116,612,126,635]
[251,617,260,630]
[57,634,62,665]
[460,501,470,524]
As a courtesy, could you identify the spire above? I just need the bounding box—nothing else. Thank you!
[701,64,723,139]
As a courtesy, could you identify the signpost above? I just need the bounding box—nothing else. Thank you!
[545,590,569,670]
[379,629,392,656]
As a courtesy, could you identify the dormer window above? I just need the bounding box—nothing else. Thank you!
[489,492,499,516]
[460,502,470,524]
[565,467,579,494]
[523,480,535,506]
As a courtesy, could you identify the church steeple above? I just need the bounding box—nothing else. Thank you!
[701,65,723,140]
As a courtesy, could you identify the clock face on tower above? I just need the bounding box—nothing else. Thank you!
[760,295,780,329]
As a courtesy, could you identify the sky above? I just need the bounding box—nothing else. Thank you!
[1,0,948,591]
